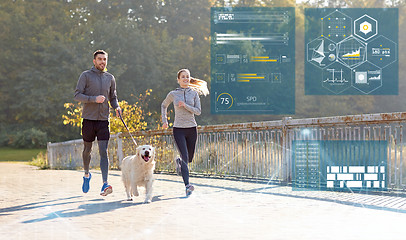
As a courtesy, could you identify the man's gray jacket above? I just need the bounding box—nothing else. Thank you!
[74,66,119,121]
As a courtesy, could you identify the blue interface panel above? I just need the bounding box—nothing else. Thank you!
[292,140,387,191]
[305,8,398,95]
[211,7,295,114]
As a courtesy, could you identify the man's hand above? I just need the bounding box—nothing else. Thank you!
[95,95,105,103]
[115,107,122,117]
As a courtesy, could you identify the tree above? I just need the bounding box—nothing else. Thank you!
[1,0,406,147]
[0,0,88,143]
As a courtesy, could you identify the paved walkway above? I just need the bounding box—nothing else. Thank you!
[1,162,406,240]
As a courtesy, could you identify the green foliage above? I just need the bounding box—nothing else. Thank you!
[9,128,48,149]
[0,0,406,147]
[0,132,9,147]
[0,0,89,143]
[30,151,49,169]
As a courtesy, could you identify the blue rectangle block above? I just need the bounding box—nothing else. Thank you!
[292,140,388,191]
[211,7,295,114]
[305,8,398,95]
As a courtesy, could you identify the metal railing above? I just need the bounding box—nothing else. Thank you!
[47,112,406,191]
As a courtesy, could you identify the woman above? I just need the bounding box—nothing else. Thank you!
[161,69,209,196]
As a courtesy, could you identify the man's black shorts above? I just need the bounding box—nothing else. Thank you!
[82,119,110,142]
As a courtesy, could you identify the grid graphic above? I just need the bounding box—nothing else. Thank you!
[325,17,347,37]
[292,140,388,191]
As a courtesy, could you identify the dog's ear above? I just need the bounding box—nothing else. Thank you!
[136,146,142,156]
[149,147,155,162]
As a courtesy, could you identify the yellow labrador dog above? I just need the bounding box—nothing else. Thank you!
[121,145,155,203]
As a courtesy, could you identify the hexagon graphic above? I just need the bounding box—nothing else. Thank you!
[354,15,377,41]
[322,61,352,94]
[352,61,382,94]
[367,35,397,68]
[360,21,372,34]
[307,36,337,69]
[321,10,352,43]
[337,36,366,68]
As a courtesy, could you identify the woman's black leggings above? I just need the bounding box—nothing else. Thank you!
[173,127,197,186]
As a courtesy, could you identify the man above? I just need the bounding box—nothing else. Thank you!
[74,50,121,196]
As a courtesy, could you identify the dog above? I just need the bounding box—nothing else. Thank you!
[121,145,155,203]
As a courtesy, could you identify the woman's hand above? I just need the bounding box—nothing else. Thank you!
[162,123,168,129]
[178,101,186,107]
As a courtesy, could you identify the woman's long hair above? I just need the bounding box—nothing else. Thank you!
[177,69,210,96]
[190,77,209,96]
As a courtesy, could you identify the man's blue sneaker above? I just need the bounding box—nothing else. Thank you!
[82,173,91,193]
[175,157,182,176]
[100,182,113,196]
[186,184,194,197]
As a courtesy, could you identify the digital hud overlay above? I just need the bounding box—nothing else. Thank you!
[211,7,295,114]
[292,140,388,192]
[305,8,398,95]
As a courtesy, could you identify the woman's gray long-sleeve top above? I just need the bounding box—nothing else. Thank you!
[161,87,201,128]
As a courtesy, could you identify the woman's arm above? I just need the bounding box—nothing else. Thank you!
[183,93,201,116]
[161,92,174,126]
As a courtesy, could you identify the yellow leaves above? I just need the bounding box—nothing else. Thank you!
[62,89,153,134]
[109,99,148,133]
[62,102,82,128]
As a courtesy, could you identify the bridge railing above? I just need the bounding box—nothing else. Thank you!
[47,112,406,191]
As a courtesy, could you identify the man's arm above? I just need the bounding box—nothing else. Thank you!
[109,75,121,116]
[108,75,119,108]
[74,72,98,103]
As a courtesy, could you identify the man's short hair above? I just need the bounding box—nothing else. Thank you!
[93,50,108,59]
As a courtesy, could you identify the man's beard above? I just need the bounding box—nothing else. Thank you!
[96,65,105,71]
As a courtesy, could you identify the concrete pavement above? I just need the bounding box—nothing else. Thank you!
[1,162,406,240]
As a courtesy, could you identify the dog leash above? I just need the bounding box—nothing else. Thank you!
[118,110,138,147]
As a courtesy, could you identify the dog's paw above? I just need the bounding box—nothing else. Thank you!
[131,190,139,197]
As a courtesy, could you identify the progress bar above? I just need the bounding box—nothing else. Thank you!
[250,56,278,62]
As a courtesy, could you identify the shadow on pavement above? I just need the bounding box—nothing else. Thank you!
[156,177,406,214]
[21,194,185,223]
[0,196,83,214]
[22,200,137,223]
